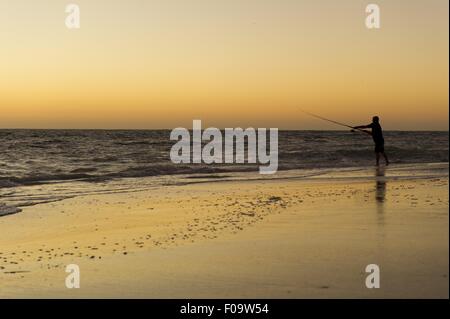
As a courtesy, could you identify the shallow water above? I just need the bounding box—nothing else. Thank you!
[0,130,447,186]
[0,130,448,215]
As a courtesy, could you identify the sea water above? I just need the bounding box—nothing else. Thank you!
[0,130,448,215]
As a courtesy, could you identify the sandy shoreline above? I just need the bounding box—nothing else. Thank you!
[0,165,448,298]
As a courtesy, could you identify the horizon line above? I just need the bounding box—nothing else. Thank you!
[0,127,448,132]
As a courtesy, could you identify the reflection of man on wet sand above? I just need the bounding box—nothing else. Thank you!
[375,166,386,204]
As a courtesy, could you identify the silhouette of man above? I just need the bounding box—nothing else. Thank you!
[353,116,389,166]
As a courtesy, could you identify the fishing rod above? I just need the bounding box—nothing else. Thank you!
[299,109,371,135]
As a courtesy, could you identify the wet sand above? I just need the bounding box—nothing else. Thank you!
[0,167,448,298]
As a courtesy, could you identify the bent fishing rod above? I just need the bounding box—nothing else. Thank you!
[299,109,371,135]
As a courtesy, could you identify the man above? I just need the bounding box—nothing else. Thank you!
[353,116,389,166]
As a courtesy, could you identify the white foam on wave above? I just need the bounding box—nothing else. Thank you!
[0,203,22,217]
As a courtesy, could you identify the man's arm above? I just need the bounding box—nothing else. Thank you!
[351,124,373,136]
[359,129,373,136]
[353,124,372,129]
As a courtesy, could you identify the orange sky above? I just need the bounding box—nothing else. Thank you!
[0,0,448,130]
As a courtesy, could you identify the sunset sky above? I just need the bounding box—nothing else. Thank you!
[0,0,448,130]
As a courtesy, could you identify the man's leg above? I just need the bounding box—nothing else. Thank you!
[376,152,380,166]
[382,152,389,165]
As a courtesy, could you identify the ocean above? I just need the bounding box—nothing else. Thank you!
[0,130,448,215]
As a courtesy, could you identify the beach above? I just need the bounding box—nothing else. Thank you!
[0,163,448,298]
[1,0,448,304]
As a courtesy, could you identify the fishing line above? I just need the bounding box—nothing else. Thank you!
[299,109,370,134]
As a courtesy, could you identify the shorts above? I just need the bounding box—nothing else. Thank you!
[375,143,385,153]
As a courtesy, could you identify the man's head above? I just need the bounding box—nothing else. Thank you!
[372,116,380,123]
